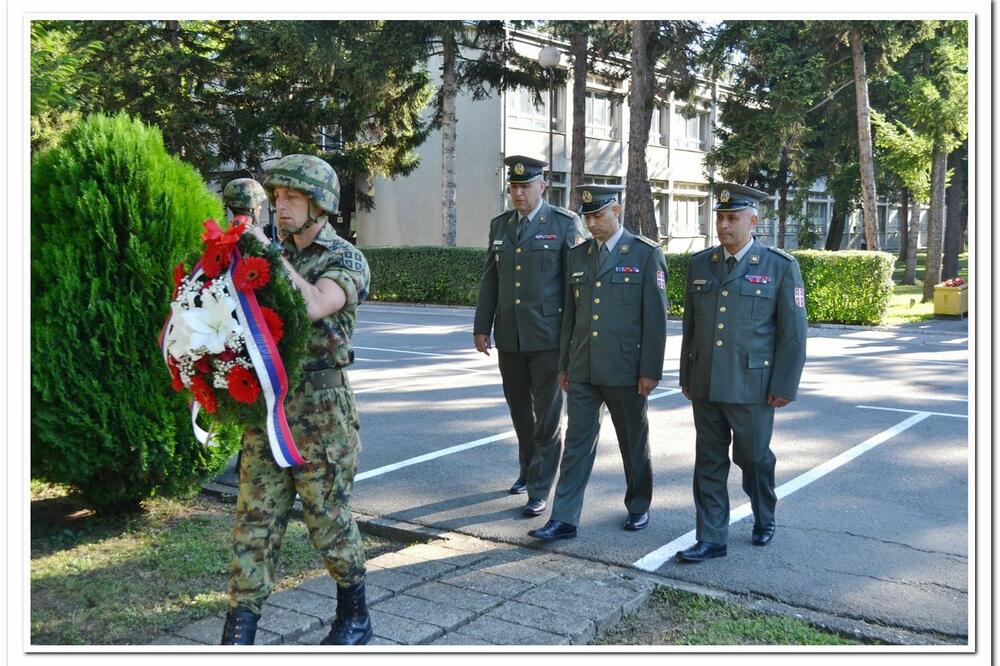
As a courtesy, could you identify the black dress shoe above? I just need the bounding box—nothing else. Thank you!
[624,512,649,531]
[674,541,727,563]
[527,519,577,540]
[508,478,528,494]
[523,498,546,517]
[752,524,775,546]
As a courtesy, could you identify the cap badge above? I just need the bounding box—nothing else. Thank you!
[582,190,593,204]
[514,163,525,176]
[720,189,730,203]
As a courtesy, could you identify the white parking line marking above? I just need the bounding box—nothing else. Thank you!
[858,405,968,418]
[356,431,515,482]
[633,410,933,572]
[355,345,471,359]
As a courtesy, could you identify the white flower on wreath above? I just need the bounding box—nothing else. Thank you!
[164,301,197,361]
[182,291,241,356]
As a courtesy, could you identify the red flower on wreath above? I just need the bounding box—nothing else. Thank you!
[217,348,238,362]
[172,262,187,298]
[201,243,233,278]
[260,306,285,343]
[189,375,218,413]
[233,256,271,291]
[194,357,212,374]
[226,365,261,404]
[167,357,184,392]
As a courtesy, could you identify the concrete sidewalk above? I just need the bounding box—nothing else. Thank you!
[150,526,658,647]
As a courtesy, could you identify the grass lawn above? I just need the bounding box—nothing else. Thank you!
[884,251,968,325]
[30,480,407,645]
[593,586,871,646]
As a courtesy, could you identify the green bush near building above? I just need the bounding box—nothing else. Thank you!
[363,246,896,326]
[31,112,237,514]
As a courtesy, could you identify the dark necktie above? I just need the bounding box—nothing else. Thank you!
[599,243,610,263]
[726,256,737,274]
[517,216,529,242]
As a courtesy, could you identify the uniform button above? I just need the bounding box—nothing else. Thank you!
[755,289,761,295]
[516,248,522,254]
[595,281,602,287]
[721,290,728,297]
[544,244,549,249]
[594,298,600,304]
[716,340,723,347]
[764,360,770,366]
[717,323,724,330]
[515,265,522,271]
[720,306,727,312]
[592,331,599,337]
[515,282,521,287]
[593,314,599,320]
[624,277,629,282]
[515,298,521,304]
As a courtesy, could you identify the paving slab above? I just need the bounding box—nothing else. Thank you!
[296,574,393,605]
[486,600,597,644]
[266,588,337,621]
[368,550,462,579]
[453,615,569,646]
[369,608,444,645]
[398,541,494,568]
[404,581,504,614]
[373,593,478,631]
[442,569,535,597]
[516,586,623,631]
[365,567,427,593]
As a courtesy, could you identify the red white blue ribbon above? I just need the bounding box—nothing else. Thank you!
[227,249,304,468]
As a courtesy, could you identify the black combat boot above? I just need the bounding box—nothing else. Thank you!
[319,577,373,645]
[220,606,260,645]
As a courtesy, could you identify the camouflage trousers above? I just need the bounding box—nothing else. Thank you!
[228,376,366,615]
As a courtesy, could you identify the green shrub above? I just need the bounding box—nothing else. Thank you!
[365,246,485,305]
[794,250,896,325]
[31,112,238,514]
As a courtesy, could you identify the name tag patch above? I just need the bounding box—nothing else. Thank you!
[693,279,707,285]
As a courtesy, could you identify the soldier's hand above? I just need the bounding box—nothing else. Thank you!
[768,395,791,408]
[638,377,659,396]
[474,334,492,355]
[246,224,270,245]
[559,371,569,392]
[682,386,692,400]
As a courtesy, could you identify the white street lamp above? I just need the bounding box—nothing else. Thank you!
[537,46,561,200]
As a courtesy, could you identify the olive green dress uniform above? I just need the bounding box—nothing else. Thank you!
[229,222,370,615]
[474,157,585,500]
[680,210,807,545]
[550,228,669,527]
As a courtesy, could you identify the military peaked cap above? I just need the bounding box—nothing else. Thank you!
[713,182,770,211]
[575,184,624,214]
[504,155,547,182]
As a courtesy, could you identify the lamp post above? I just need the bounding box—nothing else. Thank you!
[537,45,561,202]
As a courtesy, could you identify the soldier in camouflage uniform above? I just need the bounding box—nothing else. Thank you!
[220,154,373,646]
[223,177,268,225]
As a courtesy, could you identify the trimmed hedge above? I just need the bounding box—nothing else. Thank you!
[31,113,238,513]
[362,245,896,326]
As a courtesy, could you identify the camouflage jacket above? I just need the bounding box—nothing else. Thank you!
[282,222,370,371]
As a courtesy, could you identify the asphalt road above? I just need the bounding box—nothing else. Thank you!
[345,303,971,640]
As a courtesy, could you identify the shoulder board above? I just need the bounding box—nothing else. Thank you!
[550,205,578,219]
[635,235,659,248]
[491,210,514,224]
[570,238,594,252]
[691,245,718,257]
[768,246,795,261]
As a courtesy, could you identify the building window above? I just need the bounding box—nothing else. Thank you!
[648,106,669,146]
[649,180,669,235]
[583,174,622,186]
[670,182,709,236]
[507,84,565,132]
[806,200,830,233]
[672,106,709,151]
[756,200,775,237]
[546,172,567,207]
[585,89,619,140]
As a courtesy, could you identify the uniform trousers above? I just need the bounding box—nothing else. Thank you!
[691,398,777,544]
[550,382,653,526]
[229,380,366,615]
[497,349,563,500]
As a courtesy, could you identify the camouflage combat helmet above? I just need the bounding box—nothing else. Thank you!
[223,178,268,214]
[263,154,340,216]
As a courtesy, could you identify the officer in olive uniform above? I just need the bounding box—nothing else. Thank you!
[221,155,374,646]
[675,182,807,563]
[529,184,668,540]
[474,156,586,517]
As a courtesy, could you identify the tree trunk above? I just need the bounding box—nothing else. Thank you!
[921,146,947,301]
[942,141,966,279]
[898,187,909,263]
[850,29,880,251]
[903,198,919,285]
[569,31,588,213]
[776,149,789,249]
[440,31,458,246]
[623,21,658,239]
[824,198,846,250]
